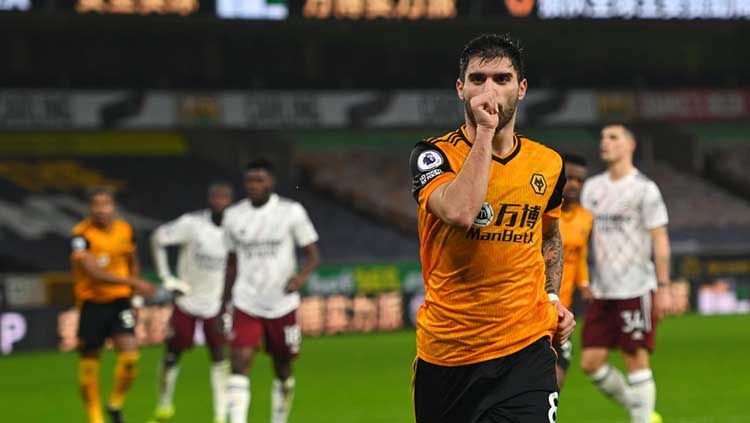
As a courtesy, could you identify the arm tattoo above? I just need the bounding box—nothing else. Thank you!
[542,220,563,295]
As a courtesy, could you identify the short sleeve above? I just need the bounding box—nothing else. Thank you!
[153,214,193,246]
[642,181,669,230]
[70,235,90,259]
[410,141,455,210]
[291,204,319,248]
[544,157,566,218]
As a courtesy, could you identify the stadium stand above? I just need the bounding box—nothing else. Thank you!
[0,154,418,272]
[296,149,750,235]
[705,145,750,201]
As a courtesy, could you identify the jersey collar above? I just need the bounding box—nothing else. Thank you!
[458,125,522,165]
[561,203,580,221]
[247,193,278,211]
[607,167,639,184]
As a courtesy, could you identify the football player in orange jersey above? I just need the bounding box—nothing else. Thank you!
[410,34,575,423]
[555,153,593,389]
[71,188,155,423]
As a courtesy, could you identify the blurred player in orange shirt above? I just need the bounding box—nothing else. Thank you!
[555,154,593,388]
[71,188,155,423]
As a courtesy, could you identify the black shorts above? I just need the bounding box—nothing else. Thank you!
[553,340,573,371]
[414,337,559,423]
[77,298,136,351]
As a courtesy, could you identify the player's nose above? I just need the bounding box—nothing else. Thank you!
[482,78,500,92]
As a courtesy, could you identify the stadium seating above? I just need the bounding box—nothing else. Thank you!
[296,149,750,234]
[706,145,750,200]
[0,154,419,272]
[647,161,750,229]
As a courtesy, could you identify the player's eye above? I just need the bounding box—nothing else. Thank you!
[469,74,486,84]
[493,74,511,83]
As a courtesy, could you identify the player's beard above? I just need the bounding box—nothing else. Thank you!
[463,95,518,133]
[497,96,518,131]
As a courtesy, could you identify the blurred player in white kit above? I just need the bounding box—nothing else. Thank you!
[580,124,674,423]
[223,159,320,423]
[148,182,234,423]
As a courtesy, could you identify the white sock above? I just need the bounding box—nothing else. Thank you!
[628,369,656,423]
[590,364,634,409]
[158,364,180,409]
[211,361,229,422]
[228,374,250,423]
[271,377,295,423]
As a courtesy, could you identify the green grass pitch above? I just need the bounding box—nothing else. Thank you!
[1,313,747,422]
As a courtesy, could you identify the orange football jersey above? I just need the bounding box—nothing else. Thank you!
[410,125,565,366]
[559,203,593,310]
[71,218,135,303]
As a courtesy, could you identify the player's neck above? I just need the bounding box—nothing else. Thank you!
[607,160,634,181]
[562,200,578,212]
[211,210,224,226]
[464,122,516,156]
[91,220,113,231]
[249,195,272,208]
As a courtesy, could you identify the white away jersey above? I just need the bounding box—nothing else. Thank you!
[153,210,228,318]
[223,194,319,319]
[581,169,668,299]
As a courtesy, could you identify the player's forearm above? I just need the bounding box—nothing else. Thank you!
[431,129,494,227]
[298,244,321,280]
[575,249,590,288]
[129,252,141,278]
[542,220,563,295]
[651,227,671,285]
[653,239,671,286]
[222,253,237,304]
[81,256,135,286]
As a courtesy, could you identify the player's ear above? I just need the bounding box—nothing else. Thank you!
[517,78,528,100]
[456,78,465,101]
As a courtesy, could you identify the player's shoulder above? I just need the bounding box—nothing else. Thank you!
[225,199,248,214]
[413,127,465,153]
[275,195,307,215]
[424,126,466,146]
[411,126,468,175]
[581,173,607,201]
[71,218,93,236]
[585,172,609,186]
[275,194,298,206]
[578,205,594,223]
[633,168,659,187]
[182,209,209,223]
[186,208,209,218]
[223,200,247,222]
[517,134,563,165]
[112,218,134,235]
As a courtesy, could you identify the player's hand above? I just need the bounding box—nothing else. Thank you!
[163,276,192,296]
[552,300,576,345]
[469,91,500,131]
[654,285,673,319]
[131,278,156,298]
[284,274,307,293]
[579,286,594,303]
[221,309,233,336]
